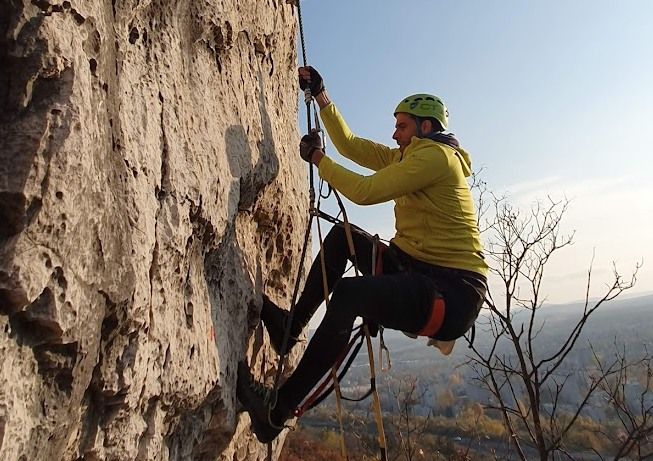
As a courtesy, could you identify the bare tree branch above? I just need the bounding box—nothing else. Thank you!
[465,188,643,461]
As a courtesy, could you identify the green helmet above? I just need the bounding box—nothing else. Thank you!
[394,94,448,130]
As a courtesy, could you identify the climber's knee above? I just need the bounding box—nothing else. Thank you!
[323,224,347,248]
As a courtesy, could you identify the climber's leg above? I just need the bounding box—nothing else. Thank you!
[262,224,379,353]
[272,270,437,419]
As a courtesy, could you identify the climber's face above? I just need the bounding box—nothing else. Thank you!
[393,113,418,152]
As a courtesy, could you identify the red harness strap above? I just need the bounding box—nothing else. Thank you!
[417,297,446,337]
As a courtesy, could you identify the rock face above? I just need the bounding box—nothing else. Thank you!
[0,1,306,460]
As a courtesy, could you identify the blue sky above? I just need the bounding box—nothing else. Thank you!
[297,0,653,304]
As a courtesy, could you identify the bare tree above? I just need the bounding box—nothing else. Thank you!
[347,375,431,461]
[594,345,653,460]
[386,376,431,461]
[466,182,641,461]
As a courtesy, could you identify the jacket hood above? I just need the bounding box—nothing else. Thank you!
[427,132,472,177]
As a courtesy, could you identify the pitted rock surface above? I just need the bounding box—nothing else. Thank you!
[0,1,306,460]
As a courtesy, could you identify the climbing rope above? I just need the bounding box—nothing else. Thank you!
[265,3,388,460]
[270,0,319,394]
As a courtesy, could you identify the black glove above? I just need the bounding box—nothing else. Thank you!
[299,130,323,163]
[299,66,325,96]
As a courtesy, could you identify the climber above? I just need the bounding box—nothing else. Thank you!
[237,66,488,443]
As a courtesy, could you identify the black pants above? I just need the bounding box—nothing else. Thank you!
[276,224,486,415]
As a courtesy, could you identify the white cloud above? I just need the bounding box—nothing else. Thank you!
[488,175,652,303]
[499,175,562,197]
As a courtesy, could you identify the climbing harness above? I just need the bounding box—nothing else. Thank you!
[261,2,389,460]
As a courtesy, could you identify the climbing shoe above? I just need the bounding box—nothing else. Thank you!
[261,295,300,354]
[236,361,284,443]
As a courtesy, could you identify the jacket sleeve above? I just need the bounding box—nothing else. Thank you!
[318,146,450,205]
[320,103,397,171]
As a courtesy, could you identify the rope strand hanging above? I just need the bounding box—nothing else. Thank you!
[266,2,389,460]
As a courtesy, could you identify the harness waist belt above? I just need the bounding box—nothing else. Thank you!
[389,244,487,283]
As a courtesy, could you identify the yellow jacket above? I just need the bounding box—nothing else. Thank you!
[317,102,488,277]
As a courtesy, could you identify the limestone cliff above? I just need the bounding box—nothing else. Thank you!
[0,1,306,460]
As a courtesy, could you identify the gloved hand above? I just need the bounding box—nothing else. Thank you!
[298,66,325,96]
[299,130,323,163]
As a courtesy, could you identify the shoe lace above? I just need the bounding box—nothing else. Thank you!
[248,378,272,402]
[245,374,288,430]
[243,370,278,406]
